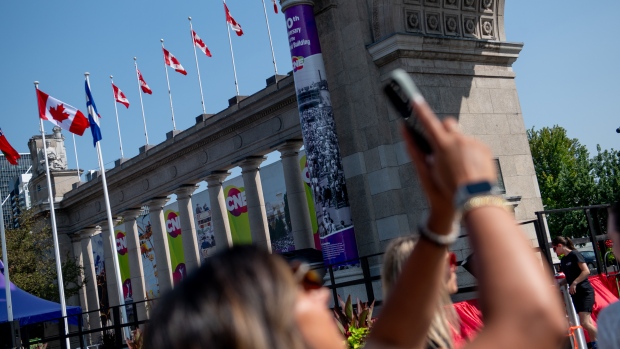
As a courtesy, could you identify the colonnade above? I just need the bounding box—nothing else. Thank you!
[72,140,314,329]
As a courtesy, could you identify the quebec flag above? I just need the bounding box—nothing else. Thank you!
[85,78,102,146]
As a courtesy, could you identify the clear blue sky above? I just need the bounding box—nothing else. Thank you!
[1,1,618,178]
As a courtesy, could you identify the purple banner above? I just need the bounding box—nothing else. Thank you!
[284,3,359,266]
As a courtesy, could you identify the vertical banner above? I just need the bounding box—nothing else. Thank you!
[91,234,110,321]
[224,184,252,244]
[284,4,358,266]
[114,227,132,303]
[164,205,186,285]
[136,212,159,298]
[192,190,217,260]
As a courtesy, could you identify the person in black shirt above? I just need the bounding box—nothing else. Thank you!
[552,236,598,348]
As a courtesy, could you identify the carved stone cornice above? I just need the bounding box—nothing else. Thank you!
[367,33,523,69]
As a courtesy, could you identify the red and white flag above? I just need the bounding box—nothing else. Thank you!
[192,30,212,57]
[36,89,90,136]
[163,48,188,75]
[0,128,20,165]
[137,69,152,94]
[112,83,130,108]
[272,0,278,14]
[224,2,244,36]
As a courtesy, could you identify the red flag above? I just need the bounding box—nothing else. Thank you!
[272,0,278,14]
[224,2,244,36]
[112,83,130,108]
[137,69,152,94]
[0,129,20,165]
[163,48,188,75]
[36,89,90,136]
[192,30,212,57]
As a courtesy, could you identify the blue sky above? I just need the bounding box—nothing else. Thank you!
[1,1,618,180]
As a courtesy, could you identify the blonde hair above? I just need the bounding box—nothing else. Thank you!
[382,236,459,349]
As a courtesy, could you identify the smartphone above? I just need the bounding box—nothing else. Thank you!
[383,69,433,154]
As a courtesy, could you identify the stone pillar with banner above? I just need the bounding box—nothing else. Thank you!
[280,0,359,266]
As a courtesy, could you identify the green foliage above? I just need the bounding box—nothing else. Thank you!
[528,125,620,238]
[347,327,370,349]
[333,295,375,349]
[5,208,86,302]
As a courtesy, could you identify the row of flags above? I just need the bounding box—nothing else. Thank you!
[1,0,278,166]
[2,2,283,340]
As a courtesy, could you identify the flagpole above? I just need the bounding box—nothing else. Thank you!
[223,0,240,96]
[188,17,207,115]
[34,81,71,349]
[133,58,150,146]
[260,0,279,78]
[160,39,177,130]
[109,76,125,159]
[85,73,130,341]
[1,195,13,324]
[72,134,81,183]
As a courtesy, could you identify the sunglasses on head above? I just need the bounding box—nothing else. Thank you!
[290,260,324,291]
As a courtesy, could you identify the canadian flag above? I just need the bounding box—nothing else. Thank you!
[112,83,130,108]
[224,3,244,36]
[192,30,212,57]
[163,48,188,75]
[137,69,152,94]
[272,0,278,14]
[36,89,90,136]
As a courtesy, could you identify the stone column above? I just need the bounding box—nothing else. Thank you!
[120,209,149,323]
[205,171,233,251]
[79,227,102,338]
[99,219,121,308]
[145,197,173,294]
[71,234,89,329]
[278,141,314,249]
[175,185,201,273]
[239,156,271,251]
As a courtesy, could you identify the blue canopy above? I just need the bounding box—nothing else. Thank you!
[1,260,82,325]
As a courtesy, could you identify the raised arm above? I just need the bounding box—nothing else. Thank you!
[368,93,565,349]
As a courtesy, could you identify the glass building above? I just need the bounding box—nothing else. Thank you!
[0,153,32,227]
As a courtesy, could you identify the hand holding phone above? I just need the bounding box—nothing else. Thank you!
[383,69,433,154]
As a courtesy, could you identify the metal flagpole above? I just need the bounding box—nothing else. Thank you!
[223,0,240,96]
[85,73,130,340]
[188,17,207,115]
[35,80,71,349]
[72,134,81,183]
[109,75,125,159]
[260,0,279,78]
[1,166,33,335]
[133,58,150,146]
[1,197,13,322]
[160,39,177,130]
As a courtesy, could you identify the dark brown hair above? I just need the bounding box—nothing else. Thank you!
[551,236,576,250]
[144,246,307,349]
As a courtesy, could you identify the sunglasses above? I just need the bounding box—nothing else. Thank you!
[290,260,324,291]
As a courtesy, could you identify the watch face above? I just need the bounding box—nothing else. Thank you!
[467,181,492,194]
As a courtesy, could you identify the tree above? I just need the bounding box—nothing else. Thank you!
[527,126,597,238]
[591,145,620,205]
[5,207,85,302]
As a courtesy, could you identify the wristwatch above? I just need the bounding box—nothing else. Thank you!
[454,181,496,209]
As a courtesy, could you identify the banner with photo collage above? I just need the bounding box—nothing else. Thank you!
[284,3,359,266]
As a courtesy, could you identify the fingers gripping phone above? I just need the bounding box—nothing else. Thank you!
[383,69,433,154]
